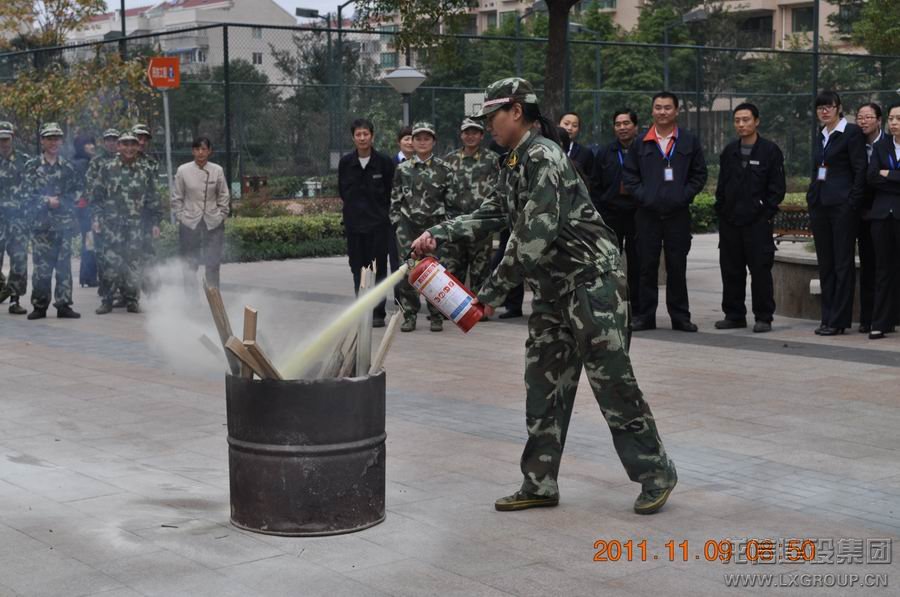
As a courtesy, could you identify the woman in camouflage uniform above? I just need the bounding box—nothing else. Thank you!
[412,78,677,515]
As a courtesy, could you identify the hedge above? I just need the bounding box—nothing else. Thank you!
[155,214,346,263]
[690,191,807,233]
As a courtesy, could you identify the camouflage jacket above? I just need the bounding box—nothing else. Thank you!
[138,152,160,179]
[22,155,80,232]
[92,156,162,229]
[83,148,117,202]
[390,155,453,235]
[429,131,621,307]
[0,150,32,214]
[443,147,500,217]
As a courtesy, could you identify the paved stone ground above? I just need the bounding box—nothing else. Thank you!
[1,234,900,596]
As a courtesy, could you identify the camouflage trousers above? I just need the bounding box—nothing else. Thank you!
[441,236,494,295]
[31,228,73,310]
[97,224,143,305]
[520,268,676,497]
[395,218,443,322]
[0,214,30,298]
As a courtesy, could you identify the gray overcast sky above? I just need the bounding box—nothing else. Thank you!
[105,0,352,19]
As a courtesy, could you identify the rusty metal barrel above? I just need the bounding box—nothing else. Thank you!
[225,371,386,536]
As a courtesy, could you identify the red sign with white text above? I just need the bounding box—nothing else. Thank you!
[146,57,180,89]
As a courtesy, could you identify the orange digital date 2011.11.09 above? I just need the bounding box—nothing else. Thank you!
[592,539,817,563]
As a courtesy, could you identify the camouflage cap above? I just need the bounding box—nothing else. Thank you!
[132,124,152,138]
[118,131,139,143]
[102,128,121,139]
[411,121,436,137]
[460,118,484,132]
[472,77,539,119]
[39,122,64,137]
[0,121,14,139]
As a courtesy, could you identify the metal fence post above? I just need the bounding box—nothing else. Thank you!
[593,43,601,141]
[223,25,232,191]
[695,47,702,146]
[811,0,820,167]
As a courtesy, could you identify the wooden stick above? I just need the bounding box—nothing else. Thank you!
[244,341,283,381]
[198,334,224,359]
[356,265,375,376]
[204,283,240,375]
[337,335,358,378]
[369,310,403,374]
[224,336,267,379]
[241,306,258,379]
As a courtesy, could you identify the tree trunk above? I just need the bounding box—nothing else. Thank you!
[543,0,574,118]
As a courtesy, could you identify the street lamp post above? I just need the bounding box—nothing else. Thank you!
[662,8,707,90]
[384,66,427,126]
[335,0,355,166]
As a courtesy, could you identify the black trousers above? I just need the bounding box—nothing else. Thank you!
[718,218,776,323]
[599,206,639,309]
[492,229,524,311]
[809,203,858,329]
[347,225,390,320]
[635,208,692,324]
[870,217,900,332]
[856,218,876,327]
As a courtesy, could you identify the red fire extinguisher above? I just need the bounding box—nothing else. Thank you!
[408,257,484,333]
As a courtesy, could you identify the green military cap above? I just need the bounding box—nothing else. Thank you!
[102,128,121,139]
[118,131,139,143]
[472,77,539,119]
[39,122,64,137]
[411,121,436,137]
[132,124,152,138]
[0,121,14,139]
[460,117,483,132]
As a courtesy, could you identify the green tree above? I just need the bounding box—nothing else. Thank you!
[0,0,106,48]
[853,0,900,55]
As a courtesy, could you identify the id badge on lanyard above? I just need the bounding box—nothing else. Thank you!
[664,167,675,182]
[817,166,827,181]
[659,137,677,183]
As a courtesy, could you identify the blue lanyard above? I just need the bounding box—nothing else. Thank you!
[616,149,624,166]
[657,137,677,164]
[889,152,898,171]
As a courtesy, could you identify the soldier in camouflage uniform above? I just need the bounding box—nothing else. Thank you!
[390,121,454,332]
[0,121,32,315]
[412,79,677,515]
[85,129,121,302]
[92,131,162,314]
[22,123,81,319]
[133,124,160,294]
[442,118,499,307]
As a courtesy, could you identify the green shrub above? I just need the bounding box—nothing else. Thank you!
[267,176,305,199]
[155,214,346,263]
[690,192,718,233]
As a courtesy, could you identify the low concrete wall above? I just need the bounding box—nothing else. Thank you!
[773,251,861,321]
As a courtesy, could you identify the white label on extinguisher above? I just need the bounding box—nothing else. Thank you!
[412,261,474,323]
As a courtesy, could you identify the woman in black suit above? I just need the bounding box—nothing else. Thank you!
[558,112,593,177]
[865,102,900,340]
[807,91,868,335]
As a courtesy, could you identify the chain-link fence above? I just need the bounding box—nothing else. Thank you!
[1,23,898,196]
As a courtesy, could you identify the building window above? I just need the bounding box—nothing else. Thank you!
[380,52,398,69]
[485,11,497,30]
[252,52,263,65]
[380,25,397,43]
[251,27,262,39]
[461,14,477,36]
[837,2,860,34]
[791,6,814,33]
[595,0,616,8]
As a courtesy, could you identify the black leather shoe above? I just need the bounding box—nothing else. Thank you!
[498,309,523,320]
[859,325,871,334]
[27,308,46,320]
[869,331,886,340]
[814,324,826,335]
[8,300,26,315]
[57,306,81,319]
[631,319,656,332]
[753,321,772,333]
[714,319,747,329]
[672,320,698,332]
[818,326,844,336]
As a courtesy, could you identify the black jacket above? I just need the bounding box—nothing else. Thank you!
[338,149,395,233]
[715,135,786,226]
[866,136,900,219]
[590,140,636,212]
[568,141,593,178]
[622,127,708,218]
[806,121,867,210]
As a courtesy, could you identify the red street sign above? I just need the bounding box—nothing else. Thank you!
[147,57,180,89]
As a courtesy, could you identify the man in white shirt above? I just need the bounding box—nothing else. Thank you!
[171,136,230,289]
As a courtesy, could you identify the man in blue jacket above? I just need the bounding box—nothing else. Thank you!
[623,92,707,332]
[714,103,786,333]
